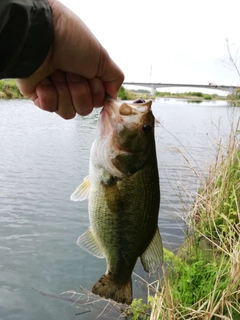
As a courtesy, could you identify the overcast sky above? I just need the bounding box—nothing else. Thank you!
[60,0,240,87]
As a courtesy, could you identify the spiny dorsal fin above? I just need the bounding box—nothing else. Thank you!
[70,176,90,201]
[140,227,163,274]
[76,229,105,258]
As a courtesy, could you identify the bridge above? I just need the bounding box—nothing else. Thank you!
[123,82,239,95]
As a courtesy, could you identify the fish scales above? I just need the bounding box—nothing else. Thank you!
[71,98,163,305]
[90,166,159,268]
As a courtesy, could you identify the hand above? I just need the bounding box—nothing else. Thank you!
[16,0,124,119]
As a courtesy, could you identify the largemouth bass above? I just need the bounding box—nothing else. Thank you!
[71,98,163,305]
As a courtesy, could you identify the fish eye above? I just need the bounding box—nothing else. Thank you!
[142,123,152,134]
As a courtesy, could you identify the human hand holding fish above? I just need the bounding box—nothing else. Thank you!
[16,0,124,119]
[71,97,163,305]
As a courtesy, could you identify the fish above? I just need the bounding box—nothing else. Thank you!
[70,98,163,305]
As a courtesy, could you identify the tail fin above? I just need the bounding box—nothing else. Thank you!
[92,274,132,305]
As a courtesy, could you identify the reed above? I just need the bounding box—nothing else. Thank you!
[143,119,240,319]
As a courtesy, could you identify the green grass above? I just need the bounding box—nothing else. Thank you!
[118,86,152,100]
[195,125,240,251]
[118,86,133,100]
[0,79,24,98]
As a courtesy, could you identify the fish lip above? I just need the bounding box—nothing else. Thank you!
[101,105,111,116]
[103,99,122,116]
[101,100,113,118]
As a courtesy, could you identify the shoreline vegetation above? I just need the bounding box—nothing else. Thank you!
[118,86,240,105]
[0,80,240,104]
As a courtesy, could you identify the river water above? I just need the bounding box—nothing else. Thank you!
[0,98,239,320]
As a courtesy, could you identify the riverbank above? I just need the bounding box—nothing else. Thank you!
[0,79,23,99]
[0,81,239,105]
[126,121,240,319]
[119,86,240,105]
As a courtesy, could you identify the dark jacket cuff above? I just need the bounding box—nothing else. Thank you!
[0,0,54,79]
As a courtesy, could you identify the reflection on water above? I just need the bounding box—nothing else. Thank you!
[0,98,239,319]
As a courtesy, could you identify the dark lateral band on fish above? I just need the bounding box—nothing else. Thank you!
[71,98,163,305]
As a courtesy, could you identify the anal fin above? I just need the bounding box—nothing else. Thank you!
[77,229,105,258]
[140,227,163,274]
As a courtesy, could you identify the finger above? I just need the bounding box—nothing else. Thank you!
[96,49,124,99]
[103,79,123,100]
[34,78,58,112]
[51,70,76,119]
[102,63,125,99]
[88,78,105,108]
[67,73,93,116]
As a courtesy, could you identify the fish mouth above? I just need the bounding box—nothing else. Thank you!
[102,99,121,117]
[99,99,153,137]
[102,99,152,117]
[94,98,155,178]
[99,101,118,137]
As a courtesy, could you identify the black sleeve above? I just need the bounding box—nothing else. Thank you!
[0,0,54,79]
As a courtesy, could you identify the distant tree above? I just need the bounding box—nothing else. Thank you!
[118,86,131,100]
[135,89,150,93]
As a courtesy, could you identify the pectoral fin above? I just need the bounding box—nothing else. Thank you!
[77,229,105,258]
[140,227,163,274]
[70,176,90,201]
